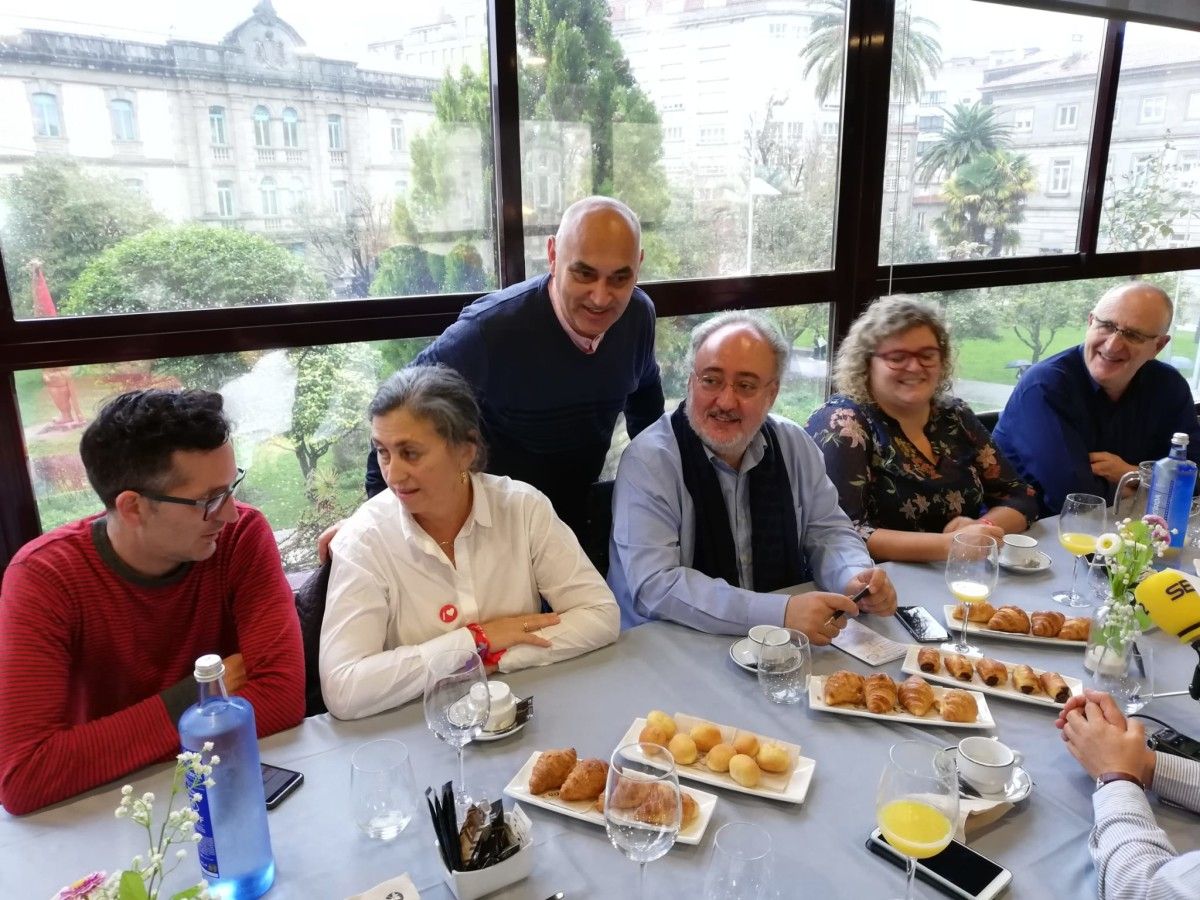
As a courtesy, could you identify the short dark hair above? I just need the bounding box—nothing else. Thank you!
[369,365,487,470]
[80,389,231,509]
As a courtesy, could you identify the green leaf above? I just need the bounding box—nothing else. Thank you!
[117,870,151,900]
[169,885,207,900]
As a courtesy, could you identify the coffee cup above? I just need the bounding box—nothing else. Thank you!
[747,624,787,663]
[1000,534,1039,568]
[472,681,516,732]
[957,736,1022,795]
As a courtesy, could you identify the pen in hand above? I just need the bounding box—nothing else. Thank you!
[824,585,871,631]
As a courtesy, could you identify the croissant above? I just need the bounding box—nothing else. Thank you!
[975,657,1008,687]
[529,748,577,794]
[917,647,941,673]
[951,601,995,623]
[559,758,608,802]
[1038,671,1071,703]
[987,606,1031,634]
[944,653,975,681]
[1059,617,1091,641]
[608,776,651,810]
[824,670,866,706]
[1012,664,1040,694]
[864,673,898,714]
[633,782,684,827]
[938,689,979,723]
[1030,610,1066,637]
[898,676,936,716]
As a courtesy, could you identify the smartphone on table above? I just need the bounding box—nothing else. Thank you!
[866,827,1011,899]
[261,762,304,810]
[895,605,950,643]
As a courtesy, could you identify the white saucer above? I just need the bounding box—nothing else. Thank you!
[967,766,1033,803]
[999,550,1052,574]
[729,638,758,673]
[474,696,528,742]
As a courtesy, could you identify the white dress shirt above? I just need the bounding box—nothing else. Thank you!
[320,473,619,719]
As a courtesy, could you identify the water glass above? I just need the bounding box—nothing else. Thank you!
[350,739,418,840]
[1088,639,1154,715]
[753,628,810,705]
[702,822,773,900]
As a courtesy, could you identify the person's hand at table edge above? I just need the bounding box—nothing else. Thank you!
[785,592,858,646]
[843,567,897,616]
[1060,690,1156,786]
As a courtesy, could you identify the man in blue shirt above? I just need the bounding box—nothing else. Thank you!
[993,282,1200,516]
[608,312,896,641]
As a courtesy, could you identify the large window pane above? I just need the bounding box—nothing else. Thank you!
[512,2,843,281]
[902,271,1200,412]
[0,3,495,317]
[1098,23,1200,252]
[17,338,432,570]
[881,0,1104,264]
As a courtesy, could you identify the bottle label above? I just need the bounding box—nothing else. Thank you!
[186,766,219,878]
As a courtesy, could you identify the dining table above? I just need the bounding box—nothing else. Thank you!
[4,515,1199,899]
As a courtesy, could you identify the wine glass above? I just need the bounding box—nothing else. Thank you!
[876,741,960,900]
[423,648,490,819]
[941,532,998,656]
[702,821,773,900]
[1054,492,1106,608]
[605,742,681,899]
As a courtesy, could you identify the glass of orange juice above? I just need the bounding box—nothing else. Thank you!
[942,532,998,656]
[876,741,959,900]
[1054,492,1106,608]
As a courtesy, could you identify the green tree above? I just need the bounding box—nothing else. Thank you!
[914,101,1011,184]
[0,158,161,316]
[799,0,942,105]
[933,151,1038,258]
[1101,139,1193,252]
[370,245,440,296]
[994,280,1095,364]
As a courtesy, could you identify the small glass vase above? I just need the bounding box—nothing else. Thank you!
[1084,594,1151,713]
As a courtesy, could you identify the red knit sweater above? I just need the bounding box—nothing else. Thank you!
[0,503,305,815]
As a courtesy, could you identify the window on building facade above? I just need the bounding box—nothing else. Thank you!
[1049,159,1072,194]
[1013,107,1034,132]
[217,181,235,218]
[1139,94,1166,124]
[282,108,300,148]
[110,99,137,141]
[1055,103,1078,129]
[32,92,62,137]
[390,119,404,152]
[209,106,227,145]
[260,177,279,216]
[254,105,272,147]
[332,181,348,215]
[917,115,944,133]
[327,114,344,150]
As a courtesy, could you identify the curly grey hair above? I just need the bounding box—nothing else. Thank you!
[832,295,956,404]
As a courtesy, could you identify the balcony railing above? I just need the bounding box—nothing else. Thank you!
[256,147,277,164]
[285,149,304,164]
[329,149,347,166]
[211,145,231,162]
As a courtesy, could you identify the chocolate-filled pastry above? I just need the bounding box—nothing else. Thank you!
[864,673,898,714]
[824,670,866,706]
[975,657,1008,687]
[1012,664,1040,694]
[898,676,936,716]
[938,689,979,723]
[944,653,975,681]
[951,601,996,623]
[987,605,1031,634]
[1037,671,1071,703]
[558,758,608,802]
[917,647,941,673]
[1059,617,1091,641]
[1031,610,1066,637]
[529,748,577,794]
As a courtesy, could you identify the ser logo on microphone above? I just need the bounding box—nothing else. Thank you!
[1167,578,1198,601]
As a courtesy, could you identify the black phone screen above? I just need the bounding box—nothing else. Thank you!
[896,606,950,642]
[261,763,303,809]
[869,831,1006,898]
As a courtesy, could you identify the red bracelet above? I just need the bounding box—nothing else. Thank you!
[466,622,490,657]
[483,648,507,668]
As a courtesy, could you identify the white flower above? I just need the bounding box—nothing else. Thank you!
[1095,533,1121,555]
[202,741,214,752]
[121,785,133,796]
[176,848,187,860]
[209,755,220,766]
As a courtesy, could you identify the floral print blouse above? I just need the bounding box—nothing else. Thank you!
[803,394,1039,539]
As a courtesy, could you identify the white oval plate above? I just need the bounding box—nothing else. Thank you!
[729,638,758,672]
[999,550,1052,574]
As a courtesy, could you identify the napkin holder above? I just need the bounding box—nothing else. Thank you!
[440,806,533,900]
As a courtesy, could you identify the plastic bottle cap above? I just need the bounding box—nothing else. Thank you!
[1173,432,1190,445]
[194,654,225,683]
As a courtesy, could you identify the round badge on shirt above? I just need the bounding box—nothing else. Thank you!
[439,604,458,624]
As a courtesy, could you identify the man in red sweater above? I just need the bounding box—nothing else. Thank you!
[0,389,305,815]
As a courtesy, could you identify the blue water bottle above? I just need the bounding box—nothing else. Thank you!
[179,654,275,899]
[1147,432,1197,556]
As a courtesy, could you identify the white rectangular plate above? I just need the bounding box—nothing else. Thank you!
[616,714,816,805]
[808,675,995,729]
[900,645,1083,710]
[502,751,716,845]
[942,605,1090,649]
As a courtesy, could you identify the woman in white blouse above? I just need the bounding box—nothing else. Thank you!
[320,365,620,720]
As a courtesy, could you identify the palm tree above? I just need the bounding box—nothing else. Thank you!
[799,0,942,106]
[933,150,1039,257]
[915,101,1011,184]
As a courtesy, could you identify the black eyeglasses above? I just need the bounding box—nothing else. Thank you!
[137,467,247,520]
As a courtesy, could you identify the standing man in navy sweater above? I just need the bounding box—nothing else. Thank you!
[319,196,663,556]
